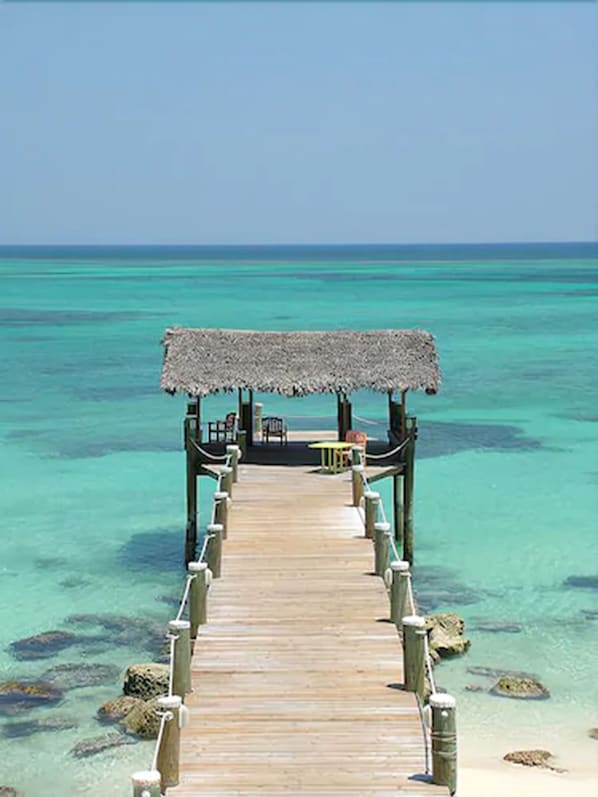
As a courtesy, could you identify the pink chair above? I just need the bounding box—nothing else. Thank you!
[344,430,367,464]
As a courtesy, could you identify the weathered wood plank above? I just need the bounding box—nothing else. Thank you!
[172,465,446,796]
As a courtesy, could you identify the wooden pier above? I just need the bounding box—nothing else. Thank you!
[171,464,447,796]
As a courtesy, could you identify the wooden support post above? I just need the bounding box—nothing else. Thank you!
[168,619,191,698]
[206,522,223,579]
[336,393,343,441]
[188,561,209,637]
[220,465,233,499]
[402,416,417,565]
[195,396,201,442]
[402,615,426,698]
[156,695,182,791]
[389,560,410,626]
[363,490,379,540]
[351,462,364,508]
[429,693,457,795]
[392,472,403,546]
[131,770,161,797]
[237,429,247,458]
[226,444,240,483]
[374,521,391,577]
[255,402,263,441]
[214,490,229,538]
[184,420,198,566]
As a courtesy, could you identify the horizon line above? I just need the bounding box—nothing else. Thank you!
[1,240,597,249]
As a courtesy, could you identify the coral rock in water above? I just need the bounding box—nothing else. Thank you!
[71,733,136,758]
[9,631,78,660]
[491,676,550,700]
[123,663,169,700]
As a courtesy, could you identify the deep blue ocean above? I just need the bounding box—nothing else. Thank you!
[1,243,597,794]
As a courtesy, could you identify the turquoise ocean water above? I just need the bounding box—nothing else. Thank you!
[0,244,597,793]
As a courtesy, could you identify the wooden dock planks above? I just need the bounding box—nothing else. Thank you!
[173,464,446,796]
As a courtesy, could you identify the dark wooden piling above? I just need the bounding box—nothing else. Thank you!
[402,416,417,565]
[184,416,198,565]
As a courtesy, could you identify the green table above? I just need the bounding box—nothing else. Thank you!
[308,441,354,473]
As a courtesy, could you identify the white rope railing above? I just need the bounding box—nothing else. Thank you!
[150,711,172,772]
[363,437,409,460]
[190,439,230,461]
[174,576,193,623]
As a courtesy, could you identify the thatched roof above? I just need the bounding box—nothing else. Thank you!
[160,327,440,398]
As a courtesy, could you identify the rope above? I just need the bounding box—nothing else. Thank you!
[151,711,172,772]
[364,437,410,460]
[352,413,384,427]
[406,577,416,615]
[190,440,229,461]
[166,635,177,696]
[423,635,438,696]
[416,694,432,776]
[174,575,193,623]
[196,532,212,565]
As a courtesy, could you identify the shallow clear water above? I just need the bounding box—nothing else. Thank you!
[1,245,597,793]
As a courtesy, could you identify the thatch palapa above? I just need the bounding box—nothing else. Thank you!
[160,327,440,398]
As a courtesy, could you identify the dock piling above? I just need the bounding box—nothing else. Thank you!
[168,619,192,697]
[389,560,410,625]
[226,444,240,483]
[402,614,426,697]
[363,490,380,539]
[156,695,182,791]
[430,693,457,795]
[214,490,229,538]
[206,523,224,578]
[220,465,233,499]
[131,770,161,797]
[351,462,364,508]
[374,521,391,577]
[187,562,208,637]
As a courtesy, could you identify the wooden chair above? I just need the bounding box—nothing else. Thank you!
[344,429,367,465]
[262,416,288,445]
[208,412,238,443]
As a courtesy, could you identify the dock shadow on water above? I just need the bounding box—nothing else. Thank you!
[118,526,182,574]
[417,420,543,459]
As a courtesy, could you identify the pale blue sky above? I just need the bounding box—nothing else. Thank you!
[1,2,596,245]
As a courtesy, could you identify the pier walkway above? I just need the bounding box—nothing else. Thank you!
[172,464,447,796]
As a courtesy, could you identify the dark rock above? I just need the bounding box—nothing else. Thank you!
[119,698,161,739]
[155,594,181,608]
[582,609,598,620]
[66,614,165,655]
[503,749,565,772]
[59,577,89,589]
[71,732,136,758]
[563,575,598,590]
[34,556,68,569]
[97,696,143,723]
[42,662,120,689]
[471,620,523,634]
[123,663,169,700]
[424,613,471,658]
[9,630,78,660]
[490,676,550,700]
[464,684,486,693]
[0,681,64,716]
[0,787,23,797]
[2,716,78,738]
[466,665,539,680]
[588,728,598,740]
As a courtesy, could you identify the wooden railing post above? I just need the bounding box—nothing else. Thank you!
[220,465,233,499]
[389,560,410,625]
[363,491,379,539]
[132,770,161,797]
[206,523,224,578]
[402,416,417,565]
[168,619,192,698]
[226,444,240,483]
[402,615,426,698]
[374,521,391,577]
[214,490,229,538]
[430,693,457,795]
[188,561,209,637]
[184,417,198,565]
[156,695,182,791]
[351,462,364,508]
